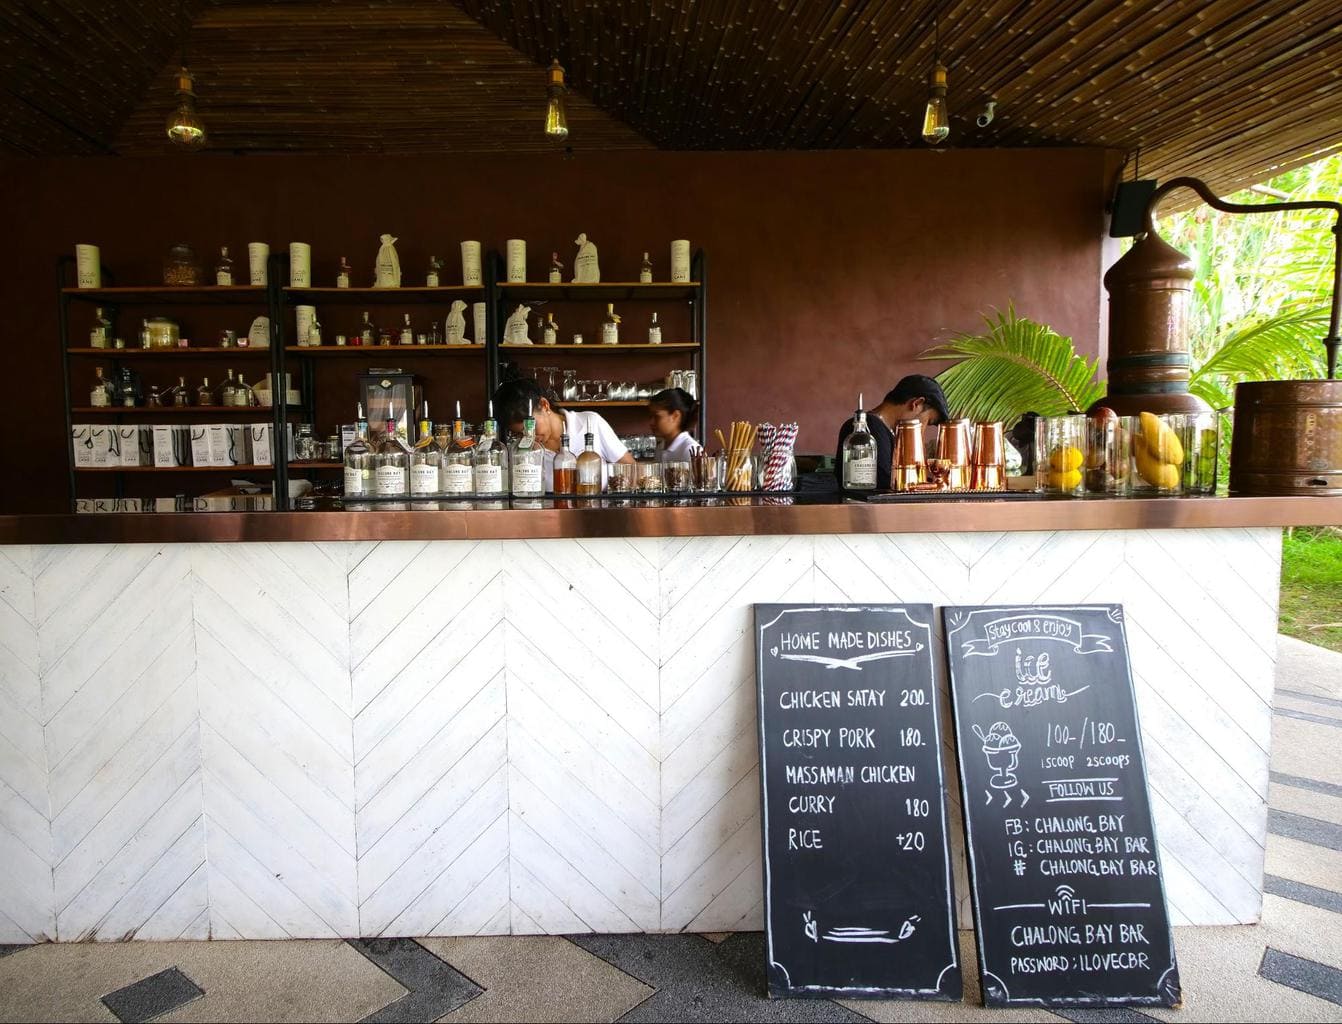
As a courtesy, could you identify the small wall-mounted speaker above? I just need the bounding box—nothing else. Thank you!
[1109,179,1158,237]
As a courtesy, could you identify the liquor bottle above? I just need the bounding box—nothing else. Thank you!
[173,375,190,407]
[337,257,352,289]
[378,322,393,346]
[542,312,558,346]
[375,418,412,497]
[308,315,322,346]
[549,252,563,283]
[417,400,432,444]
[430,321,442,345]
[90,307,111,348]
[355,401,369,442]
[553,432,577,494]
[147,384,164,407]
[576,433,603,495]
[842,397,877,494]
[359,311,375,347]
[441,402,475,496]
[196,377,214,406]
[510,404,544,497]
[601,303,621,345]
[343,414,373,497]
[648,312,662,345]
[234,374,258,407]
[410,406,443,497]
[399,313,413,345]
[90,366,112,407]
[117,369,138,407]
[215,246,233,286]
[220,368,237,407]
[426,256,442,287]
[639,251,652,283]
[138,317,151,349]
[472,402,509,497]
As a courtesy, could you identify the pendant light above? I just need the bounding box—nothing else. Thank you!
[545,59,569,140]
[921,15,950,145]
[166,0,206,148]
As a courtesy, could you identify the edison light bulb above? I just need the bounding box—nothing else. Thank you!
[545,59,569,140]
[165,68,206,148]
[921,62,949,145]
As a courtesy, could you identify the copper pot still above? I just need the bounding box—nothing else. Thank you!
[1099,176,1341,496]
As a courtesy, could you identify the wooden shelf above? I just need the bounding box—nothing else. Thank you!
[285,344,483,355]
[67,347,270,357]
[62,286,267,305]
[75,464,275,473]
[71,406,279,415]
[497,281,699,301]
[288,462,343,470]
[284,286,484,302]
[565,400,649,408]
[500,342,698,352]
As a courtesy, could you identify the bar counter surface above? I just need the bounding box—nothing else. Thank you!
[0,492,1331,943]
[1,493,1339,544]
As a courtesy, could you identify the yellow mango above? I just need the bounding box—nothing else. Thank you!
[1138,412,1184,466]
[1135,443,1180,489]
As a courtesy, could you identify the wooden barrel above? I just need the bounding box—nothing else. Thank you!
[1230,379,1342,495]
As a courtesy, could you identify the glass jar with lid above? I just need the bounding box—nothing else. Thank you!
[163,243,201,286]
[145,316,180,349]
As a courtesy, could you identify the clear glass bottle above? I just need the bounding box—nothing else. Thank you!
[441,402,475,496]
[576,432,603,495]
[648,312,662,345]
[510,405,544,497]
[220,368,237,407]
[90,367,112,407]
[601,303,620,345]
[337,257,352,289]
[308,314,322,347]
[343,414,373,497]
[639,251,652,283]
[234,374,257,407]
[378,321,394,346]
[90,307,111,348]
[138,317,151,349]
[359,311,375,346]
[426,255,442,287]
[472,402,509,497]
[375,418,412,497]
[549,251,563,283]
[399,313,414,346]
[842,402,877,493]
[430,321,442,345]
[147,384,164,407]
[410,406,443,497]
[118,370,138,407]
[553,432,577,494]
[172,375,190,407]
[196,377,214,406]
[215,245,233,286]
[543,312,558,346]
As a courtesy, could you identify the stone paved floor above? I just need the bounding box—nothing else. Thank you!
[1,635,1339,1023]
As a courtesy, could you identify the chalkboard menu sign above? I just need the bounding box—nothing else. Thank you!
[755,604,960,1000]
[943,604,1181,1009]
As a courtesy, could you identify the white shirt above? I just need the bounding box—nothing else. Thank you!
[658,431,702,463]
[542,409,630,489]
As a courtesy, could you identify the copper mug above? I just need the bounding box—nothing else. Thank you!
[940,418,974,489]
[971,421,1007,490]
[892,418,926,491]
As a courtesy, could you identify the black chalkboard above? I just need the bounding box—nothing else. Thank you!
[942,604,1181,1008]
[755,604,961,1000]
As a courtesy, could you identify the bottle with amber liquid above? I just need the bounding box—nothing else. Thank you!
[576,432,603,495]
[553,433,576,494]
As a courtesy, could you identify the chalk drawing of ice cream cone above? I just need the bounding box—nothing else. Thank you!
[974,721,1021,789]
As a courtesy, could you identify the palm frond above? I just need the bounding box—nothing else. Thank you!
[919,306,1105,424]
[1189,307,1329,407]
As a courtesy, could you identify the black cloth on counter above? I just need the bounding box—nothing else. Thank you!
[834,412,893,490]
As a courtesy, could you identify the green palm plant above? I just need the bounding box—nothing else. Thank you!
[918,305,1105,423]
[1188,308,1329,408]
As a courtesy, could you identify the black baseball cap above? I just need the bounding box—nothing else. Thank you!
[884,374,951,423]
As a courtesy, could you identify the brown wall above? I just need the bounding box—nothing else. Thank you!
[0,148,1112,511]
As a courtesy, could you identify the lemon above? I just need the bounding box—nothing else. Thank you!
[1048,469,1083,491]
[1048,446,1084,473]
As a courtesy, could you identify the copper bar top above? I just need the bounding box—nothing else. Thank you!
[1,494,1339,544]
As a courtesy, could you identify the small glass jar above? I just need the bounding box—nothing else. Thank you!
[608,461,638,494]
[1035,414,1085,496]
[1083,414,1134,495]
[721,450,754,492]
[1178,411,1219,495]
[1131,412,1184,495]
[294,424,316,461]
[163,243,200,286]
[692,453,720,492]
[145,316,180,349]
[756,454,798,491]
[636,461,665,493]
[664,461,693,494]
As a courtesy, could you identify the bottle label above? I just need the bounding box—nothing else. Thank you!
[549,270,561,283]
[602,323,618,344]
[344,466,367,495]
[474,464,503,493]
[375,465,406,495]
[91,387,110,407]
[217,270,232,286]
[443,463,473,493]
[427,273,439,287]
[338,274,350,289]
[648,327,662,344]
[513,461,542,494]
[91,328,106,347]
[543,328,556,345]
[845,457,876,488]
[411,463,439,494]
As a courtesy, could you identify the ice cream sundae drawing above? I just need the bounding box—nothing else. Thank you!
[974,721,1021,789]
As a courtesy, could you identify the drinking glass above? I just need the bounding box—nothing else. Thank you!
[721,450,754,492]
[637,462,665,493]
[1083,414,1133,495]
[1178,411,1219,495]
[1035,414,1085,496]
[1131,412,1184,495]
[692,453,720,492]
[591,380,610,401]
[562,370,577,401]
[665,461,693,493]
[576,380,592,401]
[608,461,638,493]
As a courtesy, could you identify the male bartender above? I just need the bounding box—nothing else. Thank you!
[833,375,950,490]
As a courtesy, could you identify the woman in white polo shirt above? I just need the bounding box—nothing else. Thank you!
[492,378,633,490]
[648,387,702,462]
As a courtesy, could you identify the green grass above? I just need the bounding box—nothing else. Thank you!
[1280,526,1342,654]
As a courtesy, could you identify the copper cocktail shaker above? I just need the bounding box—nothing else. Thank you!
[940,418,974,489]
[971,421,1007,490]
[891,419,926,491]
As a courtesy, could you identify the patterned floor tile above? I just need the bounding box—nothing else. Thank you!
[424,935,651,1023]
[348,938,483,1023]
[1259,949,1342,1006]
[102,967,203,1023]
[571,932,870,1023]
[1263,875,1342,915]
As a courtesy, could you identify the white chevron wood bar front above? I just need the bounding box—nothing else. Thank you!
[0,529,1279,939]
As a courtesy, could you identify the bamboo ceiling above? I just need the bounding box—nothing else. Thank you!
[2,0,1340,195]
